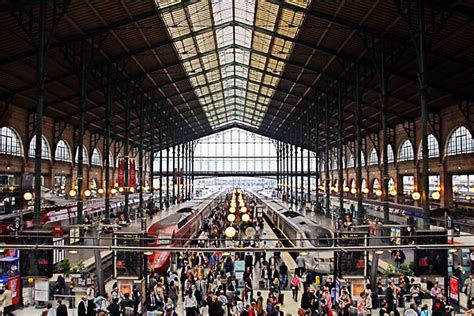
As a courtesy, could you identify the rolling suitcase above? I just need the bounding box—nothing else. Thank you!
[278,293,284,304]
[259,280,266,289]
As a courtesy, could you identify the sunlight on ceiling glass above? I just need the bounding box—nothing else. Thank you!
[156,0,312,129]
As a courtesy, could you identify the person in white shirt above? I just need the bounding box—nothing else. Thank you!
[184,291,197,316]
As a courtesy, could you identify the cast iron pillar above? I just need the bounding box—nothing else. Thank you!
[315,101,320,212]
[380,40,390,226]
[138,96,144,221]
[338,84,345,215]
[124,90,130,220]
[33,0,47,229]
[103,74,112,224]
[418,0,430,229]
[324,96,331,218]
[355,68,364,223]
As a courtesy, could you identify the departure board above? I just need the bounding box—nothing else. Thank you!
[337,231,367,277]
[114,233,141,277]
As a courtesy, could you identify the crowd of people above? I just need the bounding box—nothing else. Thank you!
[33,192,474,316]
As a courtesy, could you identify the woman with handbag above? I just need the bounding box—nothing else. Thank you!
[291,274,301,302]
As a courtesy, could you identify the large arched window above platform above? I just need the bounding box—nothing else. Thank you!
[398,140,414,162]
[28,135,51,160]
[446,126,474,156]
[0,127,23,156]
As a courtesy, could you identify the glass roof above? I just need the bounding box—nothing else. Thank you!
[156,0,311,129]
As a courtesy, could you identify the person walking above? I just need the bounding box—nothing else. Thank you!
[78,297,88,316]
[290,273,301,302]
[56,299,68,316]
[463,274,474,310]
[184,291,198,316]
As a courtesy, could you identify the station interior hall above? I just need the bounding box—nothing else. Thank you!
[0,0,473,315]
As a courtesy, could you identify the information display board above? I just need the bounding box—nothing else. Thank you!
[114,233,142,277]
[414,230,448,276]
[337,231,367,277]
[20,231,53,278]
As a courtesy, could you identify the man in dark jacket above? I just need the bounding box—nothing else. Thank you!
[56,299,68,316]
[107,298,120,316]
[301,287,314,310]
[209,296,224,316]
[78,297,87,316]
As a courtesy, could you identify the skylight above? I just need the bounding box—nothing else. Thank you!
[156,0,311,128]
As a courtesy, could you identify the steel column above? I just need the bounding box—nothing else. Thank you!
[300,138,304,204]
[324,96,331,218]
[355,68,364,223]
[149,113,154,203]
[286,143,289,198]
[103,74,111,224]
[76,39,88,227]
[418,0,430,229]
[315,101,320,212]
[338,85,344,215]
[138,96,144,221]
[307,122,311,204]
[289,140,293,206]
[172,144,176,202]
[124,90,130,220]
[177,143,180,203]
[166,146,170,204]
[159,117,163,209]
[295,136,298,206]
[380,40,390,226]
[33,0,46,229]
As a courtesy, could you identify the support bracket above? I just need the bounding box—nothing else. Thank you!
[458,99,474,135]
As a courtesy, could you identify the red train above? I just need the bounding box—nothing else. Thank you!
[146,197,220,273]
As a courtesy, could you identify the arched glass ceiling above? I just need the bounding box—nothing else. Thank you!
[156,0,311,128]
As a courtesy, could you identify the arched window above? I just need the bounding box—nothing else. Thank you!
[75,146,89,164]
[368,149,378,166]
[109,152,114,168]
[398,140,414,162]
[91,148,102,166]
[418,134,440,159]
[347,154,354,168]
[28,135,50,160]
[446,126,474,156]
[387,144,394,163]
[55,140,71,162]
[360,152,366,166]
[0,127,23,156]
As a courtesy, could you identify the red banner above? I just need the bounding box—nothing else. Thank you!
[7,276,20,305]
[129,158,136,187]
[118,158,125,188]
[449,276,459,302]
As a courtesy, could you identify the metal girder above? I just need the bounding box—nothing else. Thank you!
[269,0,474,68]
[458,99,474,134]
[0,0,199,65]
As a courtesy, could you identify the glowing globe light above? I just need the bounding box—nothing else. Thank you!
[111,188,117,194]
[69,189,77,197]
[84,190,91,197]
[227,214,236,222]
[23,192,33,201]
[129,187,135,193]
[119,187,124,193]
[98,188,104,194]
[389,189,397,196]
[240,206,248,213]
[242,214,250,222]
[229,207,236,213]
[225,226,236,238]
[432,191,440,200]
[350,188,356,194]
[412,191,421,200]
[375,189,383,197]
